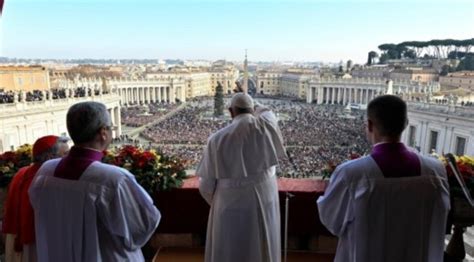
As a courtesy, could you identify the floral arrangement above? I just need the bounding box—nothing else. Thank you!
[439,155,474,198]
[0,144,33,188]
[0,144,187,193]
[102,145,187,193]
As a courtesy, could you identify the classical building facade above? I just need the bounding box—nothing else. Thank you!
[402,102,474,156]
[279,72,312,98]
[439,71,474,90]
[256,71,282,95]
[209,68,240,94]
[256,69,315,98]
[0,66,50,91]
[389,68,439,83]
[144,64,239,99]
[306,78,441,105]
[0,92,121,152]
[351,66,392,79]
[145,71,211,99]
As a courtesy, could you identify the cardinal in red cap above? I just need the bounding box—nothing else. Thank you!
[3,135,69,262]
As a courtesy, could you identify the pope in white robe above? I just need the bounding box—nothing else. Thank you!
[197,93,286,262]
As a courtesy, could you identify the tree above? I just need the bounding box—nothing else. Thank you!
[367,51,378,65]
[456,55,474,71]
[403,49,416,59]
[338,65,344,73]
[346,60,353,72]
[379,53,390,64]
[214,82,224,117]
[440,65,452,76]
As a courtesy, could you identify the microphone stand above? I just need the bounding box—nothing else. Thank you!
[446,153,474,206]
[284,192,295,262]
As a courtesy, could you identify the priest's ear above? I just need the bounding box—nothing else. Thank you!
[366,119,374,133]
[228,107,235,118]
[99,126,109,142]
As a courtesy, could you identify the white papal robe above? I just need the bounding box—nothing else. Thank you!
[317,154,450,262]
[197,111,286,262]
[29,159,161,262]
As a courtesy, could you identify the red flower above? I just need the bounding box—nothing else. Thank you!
[0,152,17,164]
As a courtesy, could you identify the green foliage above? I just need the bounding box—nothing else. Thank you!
[456,55,474,71]
[102,145,188,193]
[377,38,474,62]
[338,65,344,73]
[367,51,378,65]
[403,49,416,59]
[214,82,224,117]
[379,53,390,64]
[440,65,453,76]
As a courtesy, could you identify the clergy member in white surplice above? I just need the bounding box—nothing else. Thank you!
[317,95,450,262]
[29,102,161,262]
[197,93,286,262]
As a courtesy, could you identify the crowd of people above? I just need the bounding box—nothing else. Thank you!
[121,103,180,127]
[137,97,370,177]
[141,103,228,144]
[0,87,110,104]
[0,91,15,103]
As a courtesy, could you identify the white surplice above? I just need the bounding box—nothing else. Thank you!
[317,154,450,262]
[29,159,161,262]
[197,111,286,262]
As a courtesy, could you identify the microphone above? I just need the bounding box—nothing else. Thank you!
[445,153,458,171]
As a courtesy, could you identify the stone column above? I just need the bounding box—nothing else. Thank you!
[170,86,176,103]
[140,88,144,104]
[181,86,187,102]
[365,88,369,104]
[317,86,323,104]
[343,88,347,105]
[150,87,155,103]
[124,88,128,106]
[306,86,312,103]
[114,107,121,137]
[324,87,328,104]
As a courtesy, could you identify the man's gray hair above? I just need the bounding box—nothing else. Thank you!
[33,136,70,163]
[66,102,110,144]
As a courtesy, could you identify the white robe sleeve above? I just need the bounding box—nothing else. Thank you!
[316,166,354,236]
[197,138,218,204]
[259,110,287,159]
[198,177,216,205]
[97,175,161,250]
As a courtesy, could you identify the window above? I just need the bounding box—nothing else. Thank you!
[429,130,438,153]
[455,137,467,156]
[408,126,416,147]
